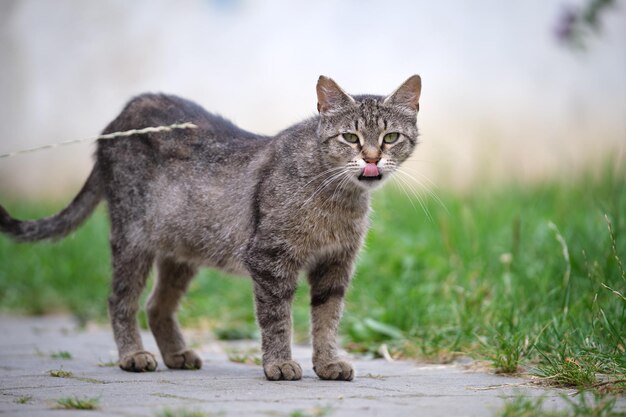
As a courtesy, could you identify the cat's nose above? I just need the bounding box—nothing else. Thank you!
[362,147,381,164]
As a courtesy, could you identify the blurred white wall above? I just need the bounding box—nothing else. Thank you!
[0,0,624,197]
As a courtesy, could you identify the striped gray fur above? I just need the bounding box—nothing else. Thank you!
[0,75,421,381]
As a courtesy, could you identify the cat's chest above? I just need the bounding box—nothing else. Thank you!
[292,205,369,256]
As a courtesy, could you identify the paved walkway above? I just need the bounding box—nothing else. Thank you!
[0,315,618,417]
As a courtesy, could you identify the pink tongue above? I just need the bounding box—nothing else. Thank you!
[363,163,379,177]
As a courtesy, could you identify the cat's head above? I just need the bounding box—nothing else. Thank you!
[316,75,421,190]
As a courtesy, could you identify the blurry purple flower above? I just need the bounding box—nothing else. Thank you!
[554,5,579,42]
[554,0,617,49]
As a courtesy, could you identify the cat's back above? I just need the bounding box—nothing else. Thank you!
[98,93,269,165]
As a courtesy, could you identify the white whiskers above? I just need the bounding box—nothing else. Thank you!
[302,167,351,206]
[392,170,433,221]
[396,166,448,214]
[301,166,347,189]
[329,171,355,208]
[383,160,447,221]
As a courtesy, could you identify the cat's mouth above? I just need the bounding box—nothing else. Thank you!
[358,162,382,181]
[358,173,383,181]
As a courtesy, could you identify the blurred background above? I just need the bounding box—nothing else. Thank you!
[0,0,624,197]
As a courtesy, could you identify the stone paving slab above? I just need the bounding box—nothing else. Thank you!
[0,315,622,417]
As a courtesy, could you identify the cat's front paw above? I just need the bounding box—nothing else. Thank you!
[313,360,355,381]
[263,360,302,381]
[119,351,158,372]
[164,349,203,370]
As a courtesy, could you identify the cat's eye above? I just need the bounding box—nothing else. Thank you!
[341,133,360,144]
[383,132,400,144]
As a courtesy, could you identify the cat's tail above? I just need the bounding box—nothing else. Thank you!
[0,164,102,242]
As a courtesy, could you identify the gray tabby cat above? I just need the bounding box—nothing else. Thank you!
[0,75,421,381]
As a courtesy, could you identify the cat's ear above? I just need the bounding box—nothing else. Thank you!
[383,75,422,112]
[316,76,355,114]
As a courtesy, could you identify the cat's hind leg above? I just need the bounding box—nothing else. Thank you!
[108,238,157,372]
[146,257,202,370]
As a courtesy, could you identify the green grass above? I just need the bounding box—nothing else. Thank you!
[1,167,625,392]
[55,396,99,410]
[49,350,73,360]
[226,348,262,366]
[48,368,73,378]
[15,395,32,404]
[495,393,626,417]
[155,408,221,417]
[289,406,332,417]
